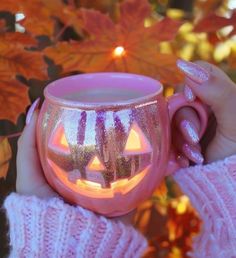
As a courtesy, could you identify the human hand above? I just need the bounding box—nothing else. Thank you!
[173,60,236,165]
[16,99,57,199]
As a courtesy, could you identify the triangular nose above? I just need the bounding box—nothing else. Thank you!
[124,122,152,154]
[87,155,106,171]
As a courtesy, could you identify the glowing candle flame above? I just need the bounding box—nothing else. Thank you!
[113,46,126,58]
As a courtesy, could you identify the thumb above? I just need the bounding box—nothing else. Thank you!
[17,100,58,198]
[17,110,45,192]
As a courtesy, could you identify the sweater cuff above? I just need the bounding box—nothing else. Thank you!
[4,193,147,258]
[173,154,236,256]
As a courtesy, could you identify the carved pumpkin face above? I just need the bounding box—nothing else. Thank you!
[37,73,170,216]
[48,120,152,197]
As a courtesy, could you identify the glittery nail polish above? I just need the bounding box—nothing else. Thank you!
[180,120,199,144]
[26,98,40,125]
[177,59,210,84]
[182,143,204,164]
[184,85,196,102]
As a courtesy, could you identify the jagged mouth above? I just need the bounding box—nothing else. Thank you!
[48,159,150,198]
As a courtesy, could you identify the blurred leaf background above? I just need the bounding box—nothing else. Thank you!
[0,0,235,257]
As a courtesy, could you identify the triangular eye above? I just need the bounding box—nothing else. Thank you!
[87,155,106,171]
[123,122,152,154]
[49,124,70,153]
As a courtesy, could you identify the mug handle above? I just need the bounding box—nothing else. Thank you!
[166,93,208,175]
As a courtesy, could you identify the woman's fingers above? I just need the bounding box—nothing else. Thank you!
[172,106,203,164]
[174,107,200,145]
[177,60,236,114]
[16,104,56,198]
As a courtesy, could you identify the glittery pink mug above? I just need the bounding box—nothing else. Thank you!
[36,72,207,217]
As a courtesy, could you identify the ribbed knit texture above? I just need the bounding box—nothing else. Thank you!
[4,194,147,258]
[173,154,236,258]
[4,154,236,258]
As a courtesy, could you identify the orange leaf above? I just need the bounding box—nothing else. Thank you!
[81,9,116,38]
[194,11,236,35]
[0,0,61,37]
[0,32,37,47]
[0,78,30,123]
[0,19,6,32]
[0,137,12,179]
[149,17,183,41]
[119,0,151,29]
[0,28,47,123]
[0,40,47,80]
[0,0,84,38]
[45,0,183,85]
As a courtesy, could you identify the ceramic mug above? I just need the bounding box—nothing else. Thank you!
[36,73,207,217]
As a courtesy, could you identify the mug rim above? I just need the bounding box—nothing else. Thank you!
[44,72,163,110]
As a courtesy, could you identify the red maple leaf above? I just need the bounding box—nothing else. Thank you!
[194,11,236,37]
[44,0,183,85]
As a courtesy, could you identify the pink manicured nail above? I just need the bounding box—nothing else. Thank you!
[184,85,196,102]
[26,98,40,125]
[180,120,199,144]
[182,143,204,164]
[177,154,189,168]
[177,59,210,84]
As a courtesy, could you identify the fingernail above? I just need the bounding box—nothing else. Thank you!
[177,59,210,84]
[180,120,199,144]
[184,85,196,102]
[177,154,189,168]
[182,143,204,164]
[26,98,40,125]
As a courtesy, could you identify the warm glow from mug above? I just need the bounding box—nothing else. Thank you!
[87,155,106,171]
[49,125,70,152]
[113,46,126,57]
[78,180,102,189]
[60,133,69,148]
[125,128,142,151]
[48,158,150,198]
[124,123,152,153]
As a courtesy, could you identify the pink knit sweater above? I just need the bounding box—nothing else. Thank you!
[4,154,236,258]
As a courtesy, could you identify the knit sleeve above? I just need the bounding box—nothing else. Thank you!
[4,193,147,258]
[173,154,236,258]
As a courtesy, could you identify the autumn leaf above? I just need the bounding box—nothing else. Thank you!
[148,17,183,41]
[0,78,30,123]
[195,0,224,16]
[194,11,236,36]
[0,44,47,80]
[45,0,183,85]
[0,26,47,122]
[0,137,12,180]
[0,19,6,32]
[0,0,60,37]
[0,0,83,38]
[0,32,37,46]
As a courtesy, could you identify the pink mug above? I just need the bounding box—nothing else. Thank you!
[36,73,207,217]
